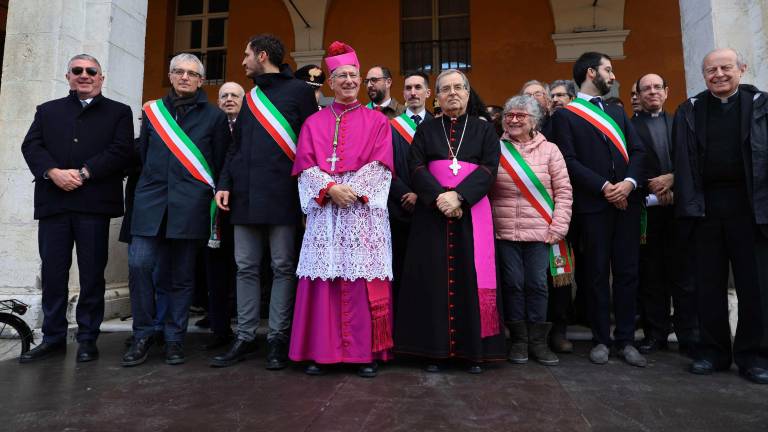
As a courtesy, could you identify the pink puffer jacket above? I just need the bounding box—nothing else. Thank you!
[490,133,573,242]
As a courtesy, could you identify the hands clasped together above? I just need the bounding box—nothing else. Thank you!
[602,180,634,210]
[648,173,674,206]
[48,168,84,192]
[436,191,463,219]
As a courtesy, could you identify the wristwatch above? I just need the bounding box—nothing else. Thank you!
[79,167,89,181]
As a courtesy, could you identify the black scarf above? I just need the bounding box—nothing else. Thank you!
[169,89,199,117]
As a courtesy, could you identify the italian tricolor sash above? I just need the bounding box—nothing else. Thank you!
[499,140,574,286]
[143,99,221,248]
[390,113,417,143]
[245,86,297,161]
[565,98,629,163]
[366,102,375,109]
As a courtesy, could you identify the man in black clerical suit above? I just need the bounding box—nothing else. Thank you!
[388,71,432,313]
[631,73,698,356]
[550,52,647,367]
[672,48,768,384]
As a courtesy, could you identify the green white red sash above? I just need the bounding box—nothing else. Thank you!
[565,98,629,163]
[245,86,297,161]
[390,113,417,143]
[366,102,375,109]
[143,99,220,248]
[499,140,574,286]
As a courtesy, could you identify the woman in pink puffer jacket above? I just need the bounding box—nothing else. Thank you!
[489,95,572,366]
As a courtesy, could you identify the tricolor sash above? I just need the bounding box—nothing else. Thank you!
[245,86,297,161]
[428,160,500,339]
[143,99,220,248]
[565,98,629,163]
[499,140,574,286]
[366,102,375,109]
[390,113,417,143]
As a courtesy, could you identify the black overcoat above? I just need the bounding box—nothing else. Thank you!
[21,91,134,219]
[131,90,231,240]
[218,67,317,225]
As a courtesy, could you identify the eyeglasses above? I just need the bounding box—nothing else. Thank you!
[504,112,530,121]
[639,84,666,93]
[551,92,569,98]
[70,67,99,77]
[438,84,467,94]
[219,92,241,100]
[525,91,545,98]
[364,76,387,85]
[704,64,736,76]
[332,72,360,81]
[171,68,203,79]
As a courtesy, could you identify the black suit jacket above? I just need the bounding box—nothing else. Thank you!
[550,102,646,214]
[21,91,134,219]
[631,111,673,182]
[388,111,433,222]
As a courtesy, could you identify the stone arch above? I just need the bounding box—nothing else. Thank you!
[282,0,332,67]
[549,0,630,62]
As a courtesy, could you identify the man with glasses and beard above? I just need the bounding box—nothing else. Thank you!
[20,54,134,363]
[365,65,405,115]
[550,52,647,367]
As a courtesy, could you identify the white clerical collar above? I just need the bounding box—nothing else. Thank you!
[711,89,739,103]
[405,107,426,120]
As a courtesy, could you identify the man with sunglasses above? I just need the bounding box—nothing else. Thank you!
[365,66,405,115]
[20,54,134,363]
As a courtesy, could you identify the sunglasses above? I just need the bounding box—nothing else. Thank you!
[70,66,99,77]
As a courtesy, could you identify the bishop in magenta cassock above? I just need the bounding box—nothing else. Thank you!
[288,41,395,378]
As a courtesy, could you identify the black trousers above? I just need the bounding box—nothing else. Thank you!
[204,220,236,337]
[390,218,411,317]
[575,203,641,348]
[693,212,768,369]
[639,206,698,342]
[38,212,110,343]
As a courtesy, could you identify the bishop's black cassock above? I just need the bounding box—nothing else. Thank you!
[395,114,507,361]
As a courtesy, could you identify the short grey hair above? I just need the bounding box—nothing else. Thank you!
[170,53,205,77]
[503,94,543,131]
[435,69,470,94]
[701,48,746,72]
[520,80,550,95]
[218,81,245,98]
[549,79,577,98]
[68,54,102,72]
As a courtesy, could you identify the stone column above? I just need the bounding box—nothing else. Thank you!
[283,0,330,68]
[679,0,768,96]
[0,0,147,331]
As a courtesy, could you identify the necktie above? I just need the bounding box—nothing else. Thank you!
[589,97,603,110]
[411,114,421,126]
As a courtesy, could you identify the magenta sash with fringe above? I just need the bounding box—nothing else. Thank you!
[428,160,500,338]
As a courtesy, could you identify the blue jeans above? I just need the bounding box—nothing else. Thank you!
[498,240,550,323]
[129,236,201,343]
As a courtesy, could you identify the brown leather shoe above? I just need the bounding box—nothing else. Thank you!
[549,325,573,353]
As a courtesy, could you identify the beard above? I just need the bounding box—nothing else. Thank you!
[368,87,385,104]
[592,74,612,96]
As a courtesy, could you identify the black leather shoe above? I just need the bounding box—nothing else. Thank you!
[689,359,717,375]
[121,337,153,367]
[165,342,185,365]
[19,341,66,364]
[124,335,134,348]
[304,363,325,376]
[199,333,233,351]
[194,316,210,329]
[638,336,668,355]
[467,363,483,374]
[77,341,99,363]
[210,339,258,368]
[425,364,440,373]
[266,340,288,370]
[357,362,378,378]
[740,367,768,384]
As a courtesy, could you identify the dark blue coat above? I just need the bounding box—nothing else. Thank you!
[21,91,134,219]
[131,90,231,240]
[218,67,317,225]
[550,102,646,214]
[388,111,433,223]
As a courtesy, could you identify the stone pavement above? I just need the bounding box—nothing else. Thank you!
[1,333,766,432]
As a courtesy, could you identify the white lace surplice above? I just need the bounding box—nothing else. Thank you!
[297,161,393,281]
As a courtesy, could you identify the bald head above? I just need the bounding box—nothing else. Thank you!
[218,82,245,119]
[701,48,747,98]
